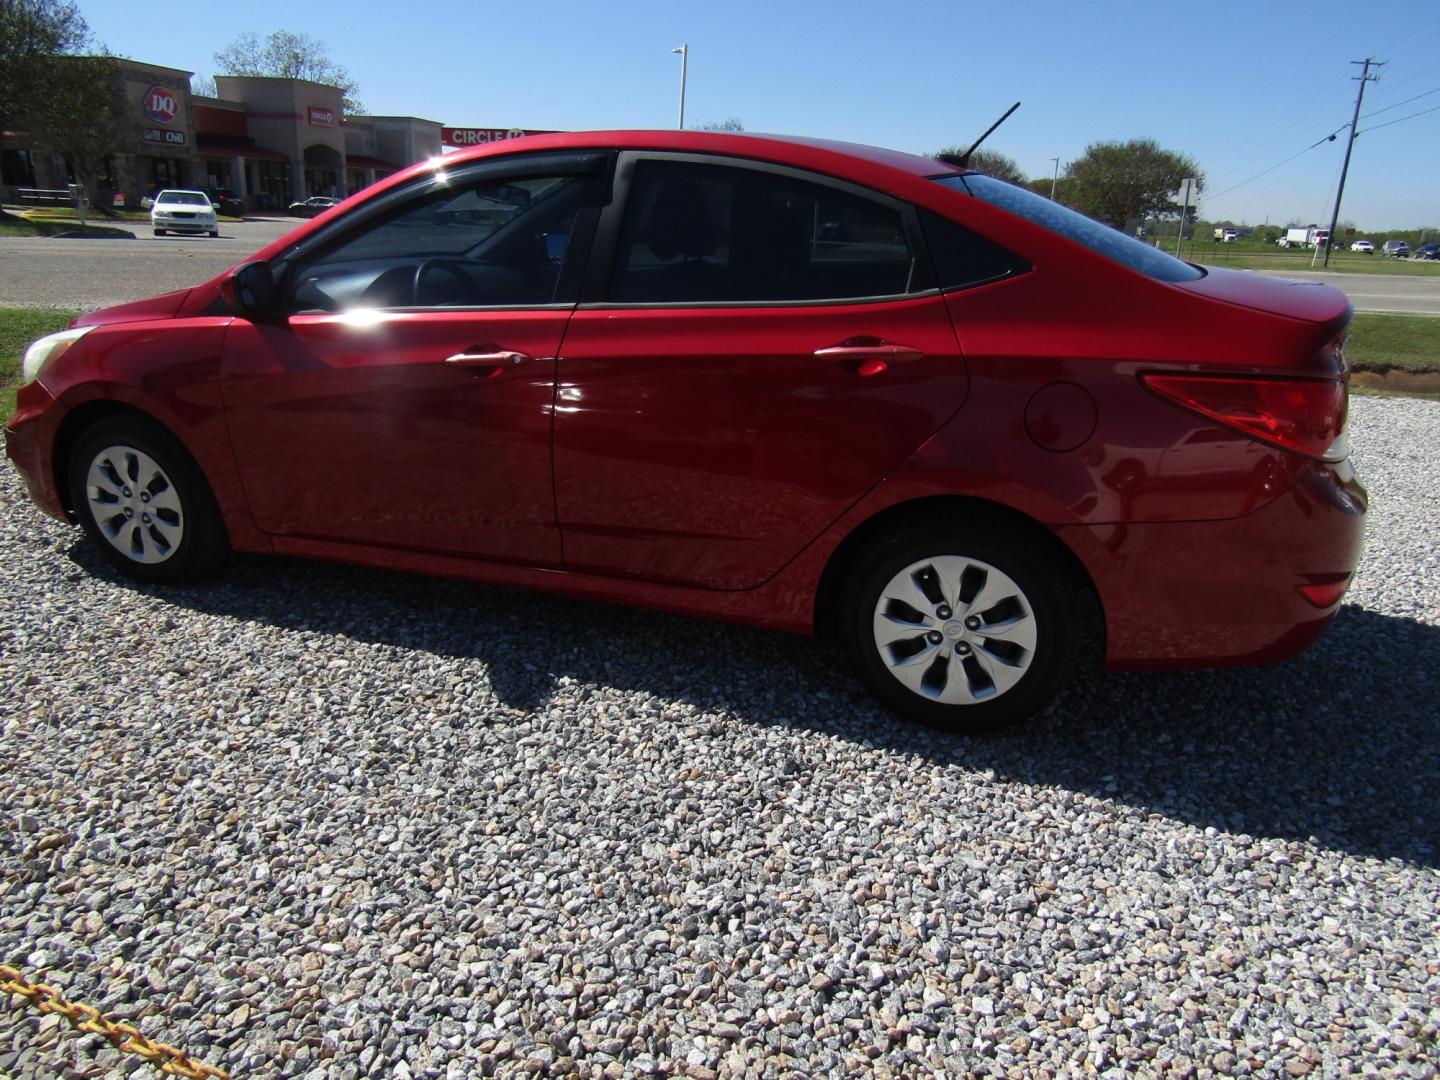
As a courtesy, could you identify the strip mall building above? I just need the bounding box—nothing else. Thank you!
[0,56,548,211]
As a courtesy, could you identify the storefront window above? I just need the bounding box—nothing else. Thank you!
[256,160,289,210]
[304,168,339,198]
[151,157,178,190]
[1,149,35,186]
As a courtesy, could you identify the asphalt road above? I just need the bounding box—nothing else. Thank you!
[0,218,296,310]
[3,222,1440,315]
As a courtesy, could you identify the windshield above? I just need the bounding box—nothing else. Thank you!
[934,174,1203,283]
[158,191,210,206]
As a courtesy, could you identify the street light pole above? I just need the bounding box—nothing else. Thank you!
[1049,157,1060,200]
[672,45,688,130]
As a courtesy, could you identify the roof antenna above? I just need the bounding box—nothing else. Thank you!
[939,101,1021,168]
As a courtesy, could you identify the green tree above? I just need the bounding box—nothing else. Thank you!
[24,52,128,209]
[214,30,363,115]
[1063,138,1202,228]
[691,117,744,132]
[934,146,1026,186]
[0,0,90,197]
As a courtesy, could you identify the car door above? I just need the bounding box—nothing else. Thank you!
[552,154,971,591]
[221,154,604,565]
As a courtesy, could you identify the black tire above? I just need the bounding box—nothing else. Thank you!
[153,228,164,236]
[209,230,219,238]
[838,520,1079,733]
[67,415,228,583]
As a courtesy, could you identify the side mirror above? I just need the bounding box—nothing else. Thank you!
[223,261,281,321]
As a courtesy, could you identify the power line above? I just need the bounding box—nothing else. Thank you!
[1360,86,1440,121]
[1357,102,1440,136]
[1204,125,1348,203]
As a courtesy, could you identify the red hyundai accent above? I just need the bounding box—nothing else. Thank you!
[6,131,1366,731]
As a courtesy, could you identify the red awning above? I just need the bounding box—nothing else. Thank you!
[195,134,288,162]
[345,154,400,170]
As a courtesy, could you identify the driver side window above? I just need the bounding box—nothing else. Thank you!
[288,173,586,313]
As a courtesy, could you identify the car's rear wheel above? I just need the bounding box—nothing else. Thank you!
[68,416,227,583]
[839,522,1078,733]
[153,228,164,236]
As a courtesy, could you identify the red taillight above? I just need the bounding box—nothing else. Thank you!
[1142,374,1348,461]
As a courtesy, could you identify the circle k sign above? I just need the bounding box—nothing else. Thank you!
[143,86,178,125]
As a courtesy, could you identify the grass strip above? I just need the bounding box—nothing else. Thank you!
[0,216,133,239]
[1,307,81,424]
[1346,313,1440,374]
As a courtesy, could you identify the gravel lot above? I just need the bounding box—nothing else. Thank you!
[1,396,1437,1078]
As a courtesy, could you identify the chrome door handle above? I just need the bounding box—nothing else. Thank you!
[813,343,925,363]
[444,350,530,367]
[815,341,926,376]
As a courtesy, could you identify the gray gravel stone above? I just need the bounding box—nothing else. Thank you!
[1,395,1437,1077]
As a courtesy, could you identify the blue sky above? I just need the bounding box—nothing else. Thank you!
[79,0,1440,230]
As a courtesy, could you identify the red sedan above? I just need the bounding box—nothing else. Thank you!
[6,131,1365,731]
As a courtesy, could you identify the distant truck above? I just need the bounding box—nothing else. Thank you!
[1277,227,1329,249]
[1214,228,1239,242]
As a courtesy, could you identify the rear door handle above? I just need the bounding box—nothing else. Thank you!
[444,350,530,368]
[814,341,926,375]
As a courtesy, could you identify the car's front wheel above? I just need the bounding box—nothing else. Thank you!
[839,522,1079,733]
[68,416,228,583]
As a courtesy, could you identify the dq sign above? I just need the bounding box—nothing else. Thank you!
[143,86,178,125]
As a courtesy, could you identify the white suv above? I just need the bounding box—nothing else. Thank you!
[151,190,219,238]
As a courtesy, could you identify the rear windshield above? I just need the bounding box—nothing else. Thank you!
[934,174,1203,283]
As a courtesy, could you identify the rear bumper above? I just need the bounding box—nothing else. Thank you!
[1057,458,1367,669]
[5,380,68,522]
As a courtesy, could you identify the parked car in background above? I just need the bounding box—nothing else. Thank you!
[288,196,340,218]
[1382,239,1410,257]
[149,189,218,237]
[1412,242,1439,261]
[205,189,245,217]
[1350,239,1374,253]
[6,131,1366,732]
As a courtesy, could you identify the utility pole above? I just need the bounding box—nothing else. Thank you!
[1323,57,1382,267]
[1049,157,1060,200]
[672,45,689,130]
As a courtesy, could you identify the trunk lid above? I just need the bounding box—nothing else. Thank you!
[1173,264,1351,330]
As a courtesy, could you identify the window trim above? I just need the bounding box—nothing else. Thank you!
[580,151,939,309]
[273,150,612,313]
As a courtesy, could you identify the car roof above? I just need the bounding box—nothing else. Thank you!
[437,129,962,181]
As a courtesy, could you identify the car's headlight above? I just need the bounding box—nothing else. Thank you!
[22,326,94,385]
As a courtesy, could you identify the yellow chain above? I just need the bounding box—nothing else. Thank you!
[0,964,232,1079]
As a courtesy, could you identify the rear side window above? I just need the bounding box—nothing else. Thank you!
[936,173,1203,283]
[613,160,929,304]
[919,209,1029,290]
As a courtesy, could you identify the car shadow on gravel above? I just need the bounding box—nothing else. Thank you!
[72,544,1439,868]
